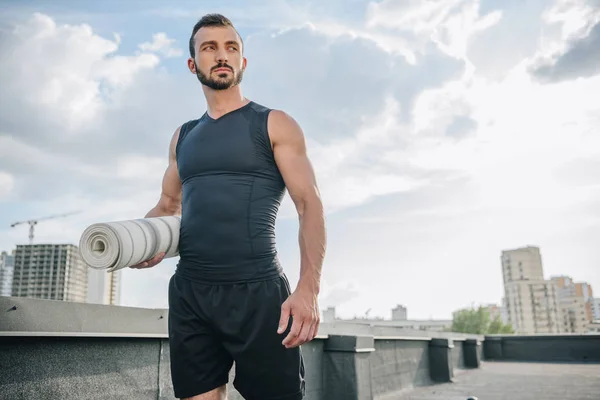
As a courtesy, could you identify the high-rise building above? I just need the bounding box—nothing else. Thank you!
[0,250,15,297]
[574,282,594,322]
[87,268,121,305]
[501,246,563,334]
[11,244,88,303]
[391,304,407,321]
[593,298,600,321]
[504,280,563,334]
[551,275,593,333]
[501,246,544,284]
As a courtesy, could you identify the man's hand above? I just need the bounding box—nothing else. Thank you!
[129,252,166,269]
[278,286,320,348]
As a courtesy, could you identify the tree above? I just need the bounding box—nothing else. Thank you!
[451,306,514,335]
[488,315,515,334]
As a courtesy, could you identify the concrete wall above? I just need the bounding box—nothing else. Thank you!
[370,338,432,398]
[0,296,479,399]
[484,334,600,363]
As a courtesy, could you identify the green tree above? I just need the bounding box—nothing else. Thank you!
[451,306,514,335]
[488,315,515,334]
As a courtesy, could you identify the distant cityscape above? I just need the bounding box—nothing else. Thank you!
[1,243,599,334]
[0,244,120,307]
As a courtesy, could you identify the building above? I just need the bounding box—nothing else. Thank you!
[322,306,336,322]
[574,282,594,322]
[501,246,544,283]
[391,304,407,320]
[552,275,594,333]
[593,298,600,321]
[11,244,88,303]
[587,320,600,333]
[504,280,563,334]
[501,246,563,334]
[320,306,450,331]
[0,250,15,297]
[87,268,121,305]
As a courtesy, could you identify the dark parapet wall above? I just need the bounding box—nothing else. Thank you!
[370,337,432,397]
[0,296,490,400]
[0,336,167,400]
[484,334,600,363]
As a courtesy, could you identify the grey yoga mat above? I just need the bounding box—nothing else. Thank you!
[79,216,181,271]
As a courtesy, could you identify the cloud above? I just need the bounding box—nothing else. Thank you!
[0,172,14,201]
[0,13,201,203]
[365,0,503,58]
[138,32,183,58]
[529,0,600,82]
[530,20,600,82]
[319,280,362,309]
[240,22,469,212]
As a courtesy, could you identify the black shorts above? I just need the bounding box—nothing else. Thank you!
[167,272,305,399]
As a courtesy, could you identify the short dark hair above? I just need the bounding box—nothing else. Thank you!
[189,13,243,58]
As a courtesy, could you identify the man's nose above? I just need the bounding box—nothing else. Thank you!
[215,49,228,63]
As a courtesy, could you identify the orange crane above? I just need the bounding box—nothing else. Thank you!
[10,211,81,244]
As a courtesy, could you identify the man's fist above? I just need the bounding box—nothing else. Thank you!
[278,287,320,348]
[129,252,166,269]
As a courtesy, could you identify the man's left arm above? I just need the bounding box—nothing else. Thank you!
[269,110,326,349]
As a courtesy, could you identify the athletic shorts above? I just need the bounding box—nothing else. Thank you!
[167,272,306,399]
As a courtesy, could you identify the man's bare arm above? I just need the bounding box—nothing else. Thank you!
[270,110,326,347]
[130,126,182,269]
[146,126,183,218]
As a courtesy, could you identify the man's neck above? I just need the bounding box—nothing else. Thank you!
[203,85,248,119]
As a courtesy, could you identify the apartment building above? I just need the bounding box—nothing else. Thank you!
[87,268,121,305]
[501,246,563,334]
[0,250,15,297]
[504,280,563,333]
[552,275,594,333]
[11,244,88,303]
[391,304,407,320]
[593,298,600,321]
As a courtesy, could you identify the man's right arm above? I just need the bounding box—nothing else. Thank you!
[130,126,182,269]
[145,126,183,218]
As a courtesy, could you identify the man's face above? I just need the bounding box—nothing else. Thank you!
[189,26,246,90]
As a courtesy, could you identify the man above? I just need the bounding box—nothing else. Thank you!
[130,13,326,400]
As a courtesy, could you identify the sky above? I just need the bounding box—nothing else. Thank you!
[1,0,599,320]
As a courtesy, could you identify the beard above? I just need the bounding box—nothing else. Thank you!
[195,61,244,90]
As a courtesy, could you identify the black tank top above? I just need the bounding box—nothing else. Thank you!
[174,101,286,284]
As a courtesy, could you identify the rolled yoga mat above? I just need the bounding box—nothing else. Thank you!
[79,216,181,271]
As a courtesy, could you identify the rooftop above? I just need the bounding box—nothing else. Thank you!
[398,361,600,400]
[1,296,599,400]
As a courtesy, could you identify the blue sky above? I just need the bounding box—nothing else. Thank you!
[1,0,600,320]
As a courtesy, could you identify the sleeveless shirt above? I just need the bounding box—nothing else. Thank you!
[174,101,286,284]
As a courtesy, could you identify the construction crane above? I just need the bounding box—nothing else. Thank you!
[10,211,81,244]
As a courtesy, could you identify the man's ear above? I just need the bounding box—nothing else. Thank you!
[187,58,196,74]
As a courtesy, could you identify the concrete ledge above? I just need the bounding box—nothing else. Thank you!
[323,334,375,353]
[1,296,168,335]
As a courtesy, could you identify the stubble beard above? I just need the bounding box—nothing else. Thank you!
[195,62,244,90]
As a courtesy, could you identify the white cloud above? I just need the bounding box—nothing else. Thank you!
[0,172,14,200]
[138,32,183,58]
[365,0,503,59]
[0,13,160,133]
